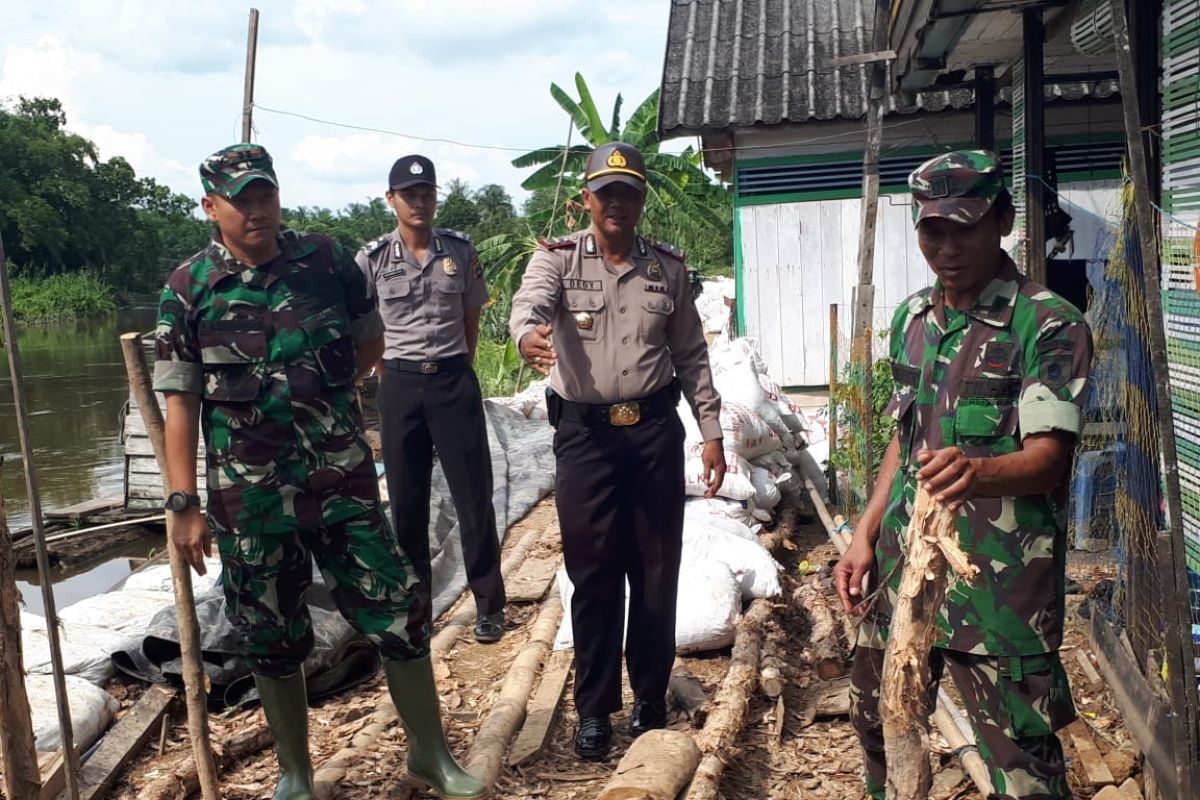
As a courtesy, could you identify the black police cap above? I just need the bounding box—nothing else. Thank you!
[389,155,437,191]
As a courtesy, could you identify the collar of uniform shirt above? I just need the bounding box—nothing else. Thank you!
[581,229,655,265]
[925,255,1021,330]
[391,231,445,267]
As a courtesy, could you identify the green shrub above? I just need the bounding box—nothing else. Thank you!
[9,272,116,322]
[475,338,526,399]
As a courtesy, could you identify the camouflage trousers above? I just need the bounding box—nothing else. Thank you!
[848,645,1076,800]
[214,494,430,678]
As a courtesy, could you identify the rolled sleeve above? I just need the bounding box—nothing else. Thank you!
[152,276,203,395]
[1018,315,1093,440]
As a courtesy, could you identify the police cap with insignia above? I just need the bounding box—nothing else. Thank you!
[908,150,1005,227]
[389,155,437,191]
[200,143,279,198]
[584,143,647,194]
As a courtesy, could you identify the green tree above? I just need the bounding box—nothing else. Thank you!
[473,183,516,240]
[434,179,481,232]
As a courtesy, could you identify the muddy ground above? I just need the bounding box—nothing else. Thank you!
[106,497,1142,799]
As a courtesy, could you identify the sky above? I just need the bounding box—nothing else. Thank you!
[1,1,684,210]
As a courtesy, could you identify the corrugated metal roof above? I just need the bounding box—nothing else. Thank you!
[658,0,1119,137]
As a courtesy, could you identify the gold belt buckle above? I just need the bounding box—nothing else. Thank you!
[609,402,640,426]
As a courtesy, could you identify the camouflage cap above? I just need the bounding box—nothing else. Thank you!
[199,143,279,198]
[909,149,1004,227]
[584,142,647,193]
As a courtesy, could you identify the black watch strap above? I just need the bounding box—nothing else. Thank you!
[165,491,201,512]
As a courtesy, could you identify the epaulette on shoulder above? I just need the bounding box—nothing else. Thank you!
[650,239,685,261]
[438,227,472,244]
[358,234,390,256]
[539,237,577,251]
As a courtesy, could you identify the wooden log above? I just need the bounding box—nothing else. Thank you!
[465,590,564,788]
[139,720,274,800]
[1066,719,1116,786]
[508,648,573,767]
[0,464,42,800]
[39,746,78,800]
[506,555,560,603]
[1075,647,1103,686]
[793,578,847,680]
[597,729,701,800]
[760,617,788,698]
[75,686,178,800]
[118,332,220,800]
[881,486,978,800]
[685,599,771,800]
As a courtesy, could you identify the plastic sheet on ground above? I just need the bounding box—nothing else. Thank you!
[105,400,553,708]
[21,611,131,686]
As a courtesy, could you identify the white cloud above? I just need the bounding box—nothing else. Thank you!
[1,0,674,210]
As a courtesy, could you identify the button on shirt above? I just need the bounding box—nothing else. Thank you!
[509,228,722,441]
[355,229,488,361]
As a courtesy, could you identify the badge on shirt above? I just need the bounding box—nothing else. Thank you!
[443,257,458,276]
[983,341,1013,371]
[575,312,595,331]
[647,262,663,281]
[564,278,602,291]
[645,283,668,294]
[1040,355,1072,391]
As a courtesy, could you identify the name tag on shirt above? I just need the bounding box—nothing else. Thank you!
[564,279,601,291]
[381,267,408,280]
[645,283,668,294]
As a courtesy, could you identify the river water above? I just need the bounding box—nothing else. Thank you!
[2,304,166,614]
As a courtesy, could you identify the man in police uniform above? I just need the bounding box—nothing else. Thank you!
[357,155,506,644]
[157,144,486,799]
[833,151,1092,800]
[509,142,726,761]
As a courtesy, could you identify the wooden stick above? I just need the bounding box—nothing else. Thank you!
[0,232,81,799]
[118,332,220,800]
[881,486,978,800]
[507,648,573,767]
[793,578,848,680]
[597,729,701,800]
[0,462,41,799]
[685,599,771,800]
[77,686,178,800]
[465,590,564,788]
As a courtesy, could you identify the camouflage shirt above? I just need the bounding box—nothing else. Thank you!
[152,229,385,530]
[864,256,1093,656]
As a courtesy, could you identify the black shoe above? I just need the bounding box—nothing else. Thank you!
[474,611,504,643]
[574,715,612,761]
[630,699,667,737]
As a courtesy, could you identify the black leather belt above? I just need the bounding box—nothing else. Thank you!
[383,355,469,375]
[557,380,680,428]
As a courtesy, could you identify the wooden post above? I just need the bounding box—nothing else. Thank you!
[118,333,220,800]
[0,462,41,799]
[0,235,82,800]
[1110,2,1200,793]
[881,486,979,800]
[1022,9,1047,285]
[828,303,839,507]
[974,66,996,151]
[241,8,260,143]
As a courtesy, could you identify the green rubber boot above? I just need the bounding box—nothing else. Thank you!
[254,671,315,800]
[383,657,488,799]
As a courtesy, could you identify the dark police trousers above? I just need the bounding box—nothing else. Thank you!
[553,406,685,717]
[379,359,505,618]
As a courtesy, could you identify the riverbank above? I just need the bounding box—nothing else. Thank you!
[8,272,117,323]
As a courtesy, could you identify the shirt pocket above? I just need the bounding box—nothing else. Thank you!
[435,277,465,315]
[197,319,267,403]
[954,382,1018,457]
[564,290,606,342]
[640,296,675,345]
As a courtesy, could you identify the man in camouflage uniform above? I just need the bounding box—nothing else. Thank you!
[156,143,485,800]
[833,150,1092,800]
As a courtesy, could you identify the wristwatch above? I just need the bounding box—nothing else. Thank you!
[164,491,201,512]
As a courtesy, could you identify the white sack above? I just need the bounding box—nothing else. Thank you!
[58,589,176,636]
[685,444,755,501]
[683,497,758,527]
[713,360,794,443]
[682,518,782,599]
[21,612,130,686]
[26,673,118,753]
[757,373,806,436]
[750,467,782,510]
[675,560,741,653]
[683,502,761,541]
[121,558,221,594]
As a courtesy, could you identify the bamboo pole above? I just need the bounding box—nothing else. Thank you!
[0,234,81,800]
[118,332,220,800]
[241,9,260,143]
[0,462,41,799]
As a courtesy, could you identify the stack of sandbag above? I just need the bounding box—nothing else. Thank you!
[488,377,550,419]
[695,277,736,336]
